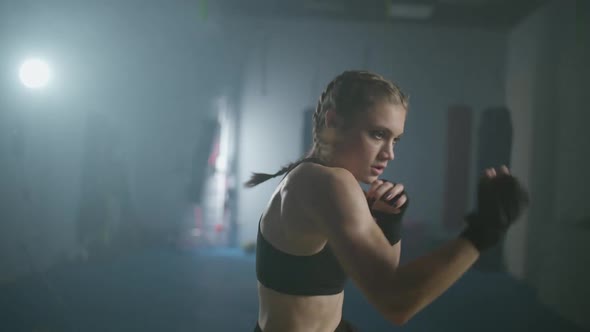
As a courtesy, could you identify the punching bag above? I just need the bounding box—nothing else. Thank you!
[474,106,514,272]
[443,105,473,231]
[476,107,513,172]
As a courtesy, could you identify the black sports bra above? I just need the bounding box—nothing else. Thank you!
[255,158,348,296]
[256,220,347,296]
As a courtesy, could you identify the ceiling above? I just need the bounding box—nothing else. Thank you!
[215,0,549,29]
[2,0,549,30]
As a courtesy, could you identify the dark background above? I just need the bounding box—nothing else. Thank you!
[1,0,587,331]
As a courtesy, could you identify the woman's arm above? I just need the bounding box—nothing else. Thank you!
[295,166,479,325]
[386,238,479,324]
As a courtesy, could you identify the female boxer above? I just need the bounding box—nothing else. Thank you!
[246,70,528,332]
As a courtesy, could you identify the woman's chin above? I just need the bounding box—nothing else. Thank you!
[358,174,378,184]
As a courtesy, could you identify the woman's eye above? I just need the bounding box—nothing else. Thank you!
[372,131,386,139]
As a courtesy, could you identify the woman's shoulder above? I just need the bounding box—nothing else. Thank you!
[285,161,356,190]
[279,162,370,237]
[280,162,361,215]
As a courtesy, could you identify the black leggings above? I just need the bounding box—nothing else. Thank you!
[254,320,359,332]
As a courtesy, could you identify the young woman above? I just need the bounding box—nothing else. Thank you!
[245,70,528,332]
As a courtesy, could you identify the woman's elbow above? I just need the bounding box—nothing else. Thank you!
[387,310,413,326]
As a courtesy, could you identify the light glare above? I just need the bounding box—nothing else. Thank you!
[19,58,51,89]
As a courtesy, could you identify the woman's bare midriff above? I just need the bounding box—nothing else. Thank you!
[258,283,344,332]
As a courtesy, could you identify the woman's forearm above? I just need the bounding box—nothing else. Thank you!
[388,237,480,324]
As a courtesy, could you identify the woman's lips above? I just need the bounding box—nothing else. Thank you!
[371,166,384,175]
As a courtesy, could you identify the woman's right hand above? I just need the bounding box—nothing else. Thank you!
[366,179,408,215]
[365,179,410,245]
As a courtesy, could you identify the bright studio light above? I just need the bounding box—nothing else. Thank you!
[19,58,51,89]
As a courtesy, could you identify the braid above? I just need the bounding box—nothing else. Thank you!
[244,159,302,188]
[311,79,337,159]
[244,79,337,188]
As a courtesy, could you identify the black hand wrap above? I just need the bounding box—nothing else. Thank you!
[460,174,529,252]
[369,189,409,246]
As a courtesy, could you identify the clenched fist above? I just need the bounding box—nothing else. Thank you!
[460,166,530,252]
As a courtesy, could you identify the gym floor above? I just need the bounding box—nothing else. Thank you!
[0,246,584,332]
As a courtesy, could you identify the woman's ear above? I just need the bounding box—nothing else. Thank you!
[325,109,341,129]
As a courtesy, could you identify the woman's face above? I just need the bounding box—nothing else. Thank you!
[330,101,407,184]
